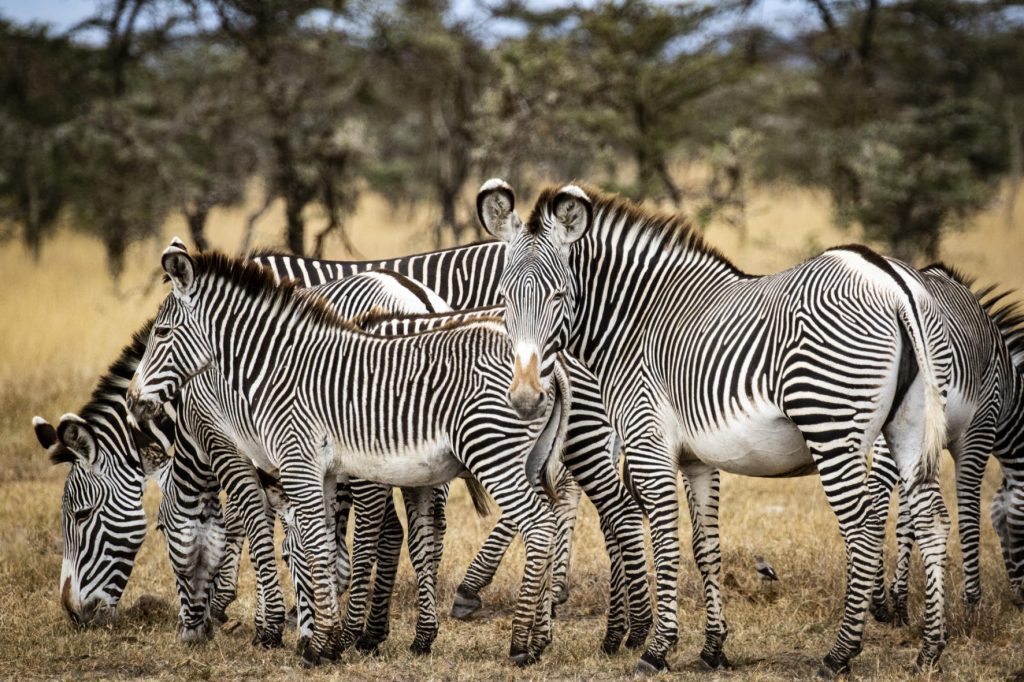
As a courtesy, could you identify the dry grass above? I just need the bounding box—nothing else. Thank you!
[2,185,1024,680]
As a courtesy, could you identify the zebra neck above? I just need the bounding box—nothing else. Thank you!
[567,215,747,373]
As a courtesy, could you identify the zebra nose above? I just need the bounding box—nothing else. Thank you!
[508,387,547,421]
[61,577,82,623]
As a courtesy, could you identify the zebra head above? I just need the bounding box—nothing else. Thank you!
[479,180,592,420]
[33,414,148,626]
[128,240,213,421]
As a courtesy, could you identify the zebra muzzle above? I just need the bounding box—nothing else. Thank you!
[508,354,547,420]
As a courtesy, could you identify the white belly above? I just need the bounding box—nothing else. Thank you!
[330,437,464,488]
[677,403,812,477]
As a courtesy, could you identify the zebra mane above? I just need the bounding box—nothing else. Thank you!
[924,261,1024,375]
[351,306,503,333]
[528,183,746,277]
[245,247,293,261]
[52,319,153,466]
[191,252,360,331]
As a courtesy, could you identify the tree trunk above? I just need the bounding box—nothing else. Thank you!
[284,194,306,255]
[1006,99,1021,230]
[104,224,127,284]
[238,190,275,255]
[185,206,210,251]
[655,157,683,207]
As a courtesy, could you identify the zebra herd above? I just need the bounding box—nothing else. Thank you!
[33,180,1024,677]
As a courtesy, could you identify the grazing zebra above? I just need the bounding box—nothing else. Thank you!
[127,245,569,667]
[868,264,1024,620]
[249,244,654,650]
[355,305,650,651]
[32,325,173,627]
[480,180,952,676]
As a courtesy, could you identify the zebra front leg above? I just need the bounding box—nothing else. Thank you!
[563,447,651,654]
[281,463,342,667]
[452,515,517,619]
[209,501,244,626]
[335,481,352,596]
[992,480,1024,605]
[340,482,390,651]
[551,474,582,607]
[403,486,442,655]
[358,493,404,653]
[681,462,730,670]
[865,437,899,624]
[218,459,288,649]
[628,446,681,675]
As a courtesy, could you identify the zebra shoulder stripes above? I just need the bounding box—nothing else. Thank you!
[481,179,952,676]
[128,245,567,667]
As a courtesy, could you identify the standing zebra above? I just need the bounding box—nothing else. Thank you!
[480,180,952,676]
[127,245,569,667]
[868,264,1024,620]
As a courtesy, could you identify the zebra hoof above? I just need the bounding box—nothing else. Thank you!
[252,628,283,649]
[210,609,228,627]
[699,650,731,671]
[300,645,321,669]
[510,652,538,667]
[625,622,652,650]
[869,599,893,624]
[964,590,982,607]
[601,631,625,655]
[355,635,384,655]
[409,640,433,656]
[554,586,570,606]
[633,652,667,676]
[180,623,212,646]
[450,587,482,620]
[817,657,850,679]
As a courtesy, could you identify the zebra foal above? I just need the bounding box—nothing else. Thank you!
[127,244,567,667]
[481,179,952,676]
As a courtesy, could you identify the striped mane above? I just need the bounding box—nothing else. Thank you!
[191,252,361,332]
[529,183,748,278]
[351,306,504,333]
[51,319,153,466]
[924,261,1024,374]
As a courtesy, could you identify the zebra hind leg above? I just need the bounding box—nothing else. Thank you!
[340,483,391,652]
[951,429,995,609]
[866,436,899,624]
[356,493,404,653]
[551,474,581,609]
[209,505,244,626]
[402,486,442,655]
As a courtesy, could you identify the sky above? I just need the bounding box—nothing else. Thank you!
[0,0,814,37]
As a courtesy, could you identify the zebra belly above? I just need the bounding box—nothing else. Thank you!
[681,406,812,477]
[330,437,463,488]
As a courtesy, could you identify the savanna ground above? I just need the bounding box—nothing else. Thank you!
[2,185,1024,680]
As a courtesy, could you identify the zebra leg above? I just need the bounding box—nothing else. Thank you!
[993,481,1024,606]
[402,486,442,655]
[358,490,405,652]
[888,480,914,626]
[805,440,883,678]
[884,419,951,672]
[209,502,244,626]
[462,447,557,667]
[335,482,352,596]
[452,515,517,619]
[339,481,390,651]
[280,461,342,667]
[625,440,680,675]
[280,513,316,652]
[216,457,287,649]
[431,483,449,580]
[865,437,899,624]
[560,437,652,654]
[680,462,729,670]
[951,426,996,608]
[551,473,582,607]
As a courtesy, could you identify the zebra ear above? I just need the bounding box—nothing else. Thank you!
[33,416,58,449]
[551,185,592,247]
[162,244,196,296]
[477,178,520,241]
[57,413,98,466]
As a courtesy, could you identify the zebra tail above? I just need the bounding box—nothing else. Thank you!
[895,287,947,489]
[463,477,492,518]
[542,356,575,502]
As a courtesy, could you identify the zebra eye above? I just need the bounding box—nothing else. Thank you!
[73,508,91,523]
[550,289,566,302]
[154,326,172,339]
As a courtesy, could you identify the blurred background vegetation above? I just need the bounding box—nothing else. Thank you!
[0,0,1021,281]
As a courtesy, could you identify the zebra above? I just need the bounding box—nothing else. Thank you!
[126,245,570,667]
[247,245,654,650]
[867,263,1024,620]
[479,179,953,676]
[32,324,175,627]
[354,305,650,650]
